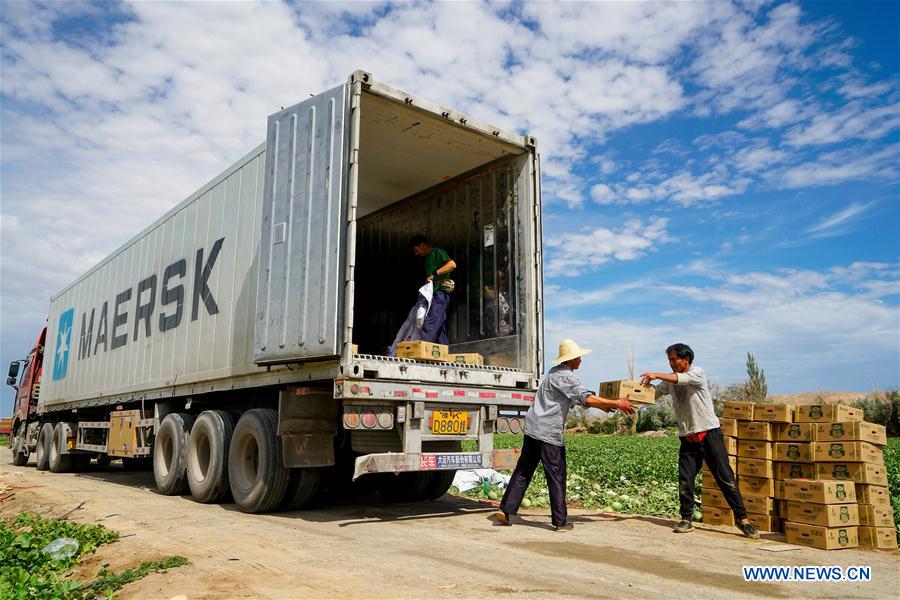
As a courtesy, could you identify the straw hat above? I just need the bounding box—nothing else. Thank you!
[552,339,592,365]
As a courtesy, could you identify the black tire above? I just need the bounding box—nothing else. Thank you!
[35,423,53,471]
[423,470,457,500]
[280,468,322,510]
[377,472,433,503]
[10,425,29,466]
[228,409,289,513]
[187,410,235,503]
[48,423,73,473]
[153,413,194,495]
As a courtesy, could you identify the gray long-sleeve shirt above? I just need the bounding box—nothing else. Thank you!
[654,365,720,437]
[524,364,590,446]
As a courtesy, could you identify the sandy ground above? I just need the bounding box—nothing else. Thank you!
[1,447,897,599]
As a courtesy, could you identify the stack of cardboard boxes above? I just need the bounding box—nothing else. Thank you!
[705,401,895,551]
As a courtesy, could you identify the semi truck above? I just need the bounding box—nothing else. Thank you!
[5,70,544,513]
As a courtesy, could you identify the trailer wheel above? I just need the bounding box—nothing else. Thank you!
[187,410,235,503]
[11,425,30,466]
[423,470,457,500]
[280,468,321,510]
[376,472,433,503]
[35,423,53,470]
[228,409,289,513]
[154,413,194,495]
[48,423,73,473]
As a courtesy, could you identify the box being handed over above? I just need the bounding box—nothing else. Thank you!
[598,380,655,404]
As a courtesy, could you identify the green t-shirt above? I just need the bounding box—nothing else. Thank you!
[424,247,451,286]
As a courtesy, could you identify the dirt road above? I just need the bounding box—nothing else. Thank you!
[1,448,896,599]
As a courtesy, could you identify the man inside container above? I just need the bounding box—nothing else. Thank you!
[640,343,759,539]
[410,234,456,344]
[496,339,636,531]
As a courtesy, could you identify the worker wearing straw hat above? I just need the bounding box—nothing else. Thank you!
[496,339,636,531]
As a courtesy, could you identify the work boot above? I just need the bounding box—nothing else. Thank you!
[673,519,694,533]
[495,511,511,526]
[739,522,760,539]
[553,522,574,532]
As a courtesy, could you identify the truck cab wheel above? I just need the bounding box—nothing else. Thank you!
[48,422,73,473]
[229,409,289,513]
[35,423,53,471]
[187,410,235,503]
[154,413,194,495]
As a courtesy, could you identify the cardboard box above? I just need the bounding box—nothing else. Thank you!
[854,484,890,508]
[784,522,859,550]
[813,441,884,464]
[598,379,656,404]
[796,404,863,423]
[702,488,730,509]
[774,422,817,442]
[737,421,772,441]
[719,417,738,437]
[783,479,857,504]
[753,403,794,423]
[858,504,895,528]
[738,440,773,460]
[396,341,448,361]
[737,457,774,479]
[447,353,484,366]
[722,401,754,420]
[701,505,735,527]
[814,462,888,486]
[724,436,737,456]
[747,513,781,533]
[816,421,887,446]
[786,502,859,527]
[774,462,815,481]
[743,494,775,515]
[739,476,775,497]
[773,442,814,463]
[857,526,898,550]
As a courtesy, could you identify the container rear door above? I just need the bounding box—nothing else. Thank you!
[254,85,349,364]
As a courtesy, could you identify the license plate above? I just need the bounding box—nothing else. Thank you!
[431,410,469,435]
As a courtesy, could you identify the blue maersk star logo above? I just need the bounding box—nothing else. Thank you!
[52,308,75,381]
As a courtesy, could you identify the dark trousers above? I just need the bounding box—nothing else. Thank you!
[500,435,568,526]
[420,290,450,344]
[679,427,747,521]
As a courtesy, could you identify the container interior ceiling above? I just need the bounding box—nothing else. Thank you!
[354,92,531,370]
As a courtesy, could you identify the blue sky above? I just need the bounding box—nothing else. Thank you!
[1,1,898,416]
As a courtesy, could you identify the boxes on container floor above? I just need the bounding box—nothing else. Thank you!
[786,502,859,527]
[447,353,484,366]
[701,505,735,527]
[724,436,737,456]
[773,442,814,463]
[814,462,888,486]
[774,422,817,442]
[796,404,863,423]
[813,441,883,464]
[396,341,448,361]
[857,526,898,550]
[739,476,775,497]
[753,403,794,423]
[719,417,738,437]
[737,421,772,441]
[746,513,781,533]
[775,461,815,481]
[743,494,775,515]
[737,457,774,479]
[854,484,890,508]
[598,380,656,404]
[702,488,730,509]
[738,440,773,460]
[722,401,754,420]
[858,504,895,528]
[784,522,858,550]
[783,479,857,504]
[816,421,887,446]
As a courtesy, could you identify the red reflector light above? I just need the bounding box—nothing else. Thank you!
[361,410,377,428]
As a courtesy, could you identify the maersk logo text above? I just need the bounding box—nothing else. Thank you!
[52,308,75,380]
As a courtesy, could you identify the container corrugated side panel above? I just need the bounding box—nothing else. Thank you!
[40,147,266,410]
[254,84,349,364]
